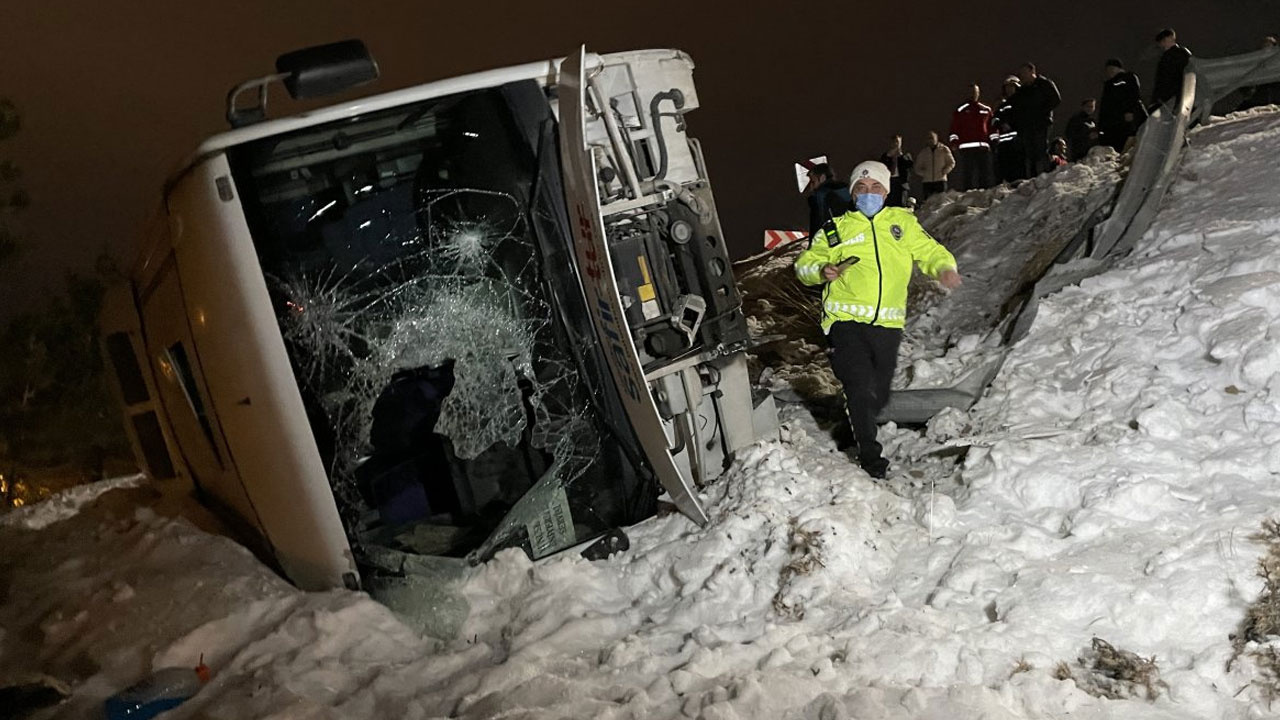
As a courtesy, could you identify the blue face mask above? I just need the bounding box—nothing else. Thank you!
[856,193,885,216]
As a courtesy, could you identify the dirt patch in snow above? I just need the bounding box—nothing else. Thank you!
[1231,518,1280,703]
[1054,637,1168,702]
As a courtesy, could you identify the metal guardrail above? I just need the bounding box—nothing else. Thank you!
[1079,46,1280,263]
[1190,47,1280,126]
[1090,72,1197,260]
[883,68,1206,424]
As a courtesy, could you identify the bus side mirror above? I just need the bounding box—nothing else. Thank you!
[277,39,380,100]
[227,39,380,127]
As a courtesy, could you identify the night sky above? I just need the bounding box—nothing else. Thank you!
[2,1,1275,316]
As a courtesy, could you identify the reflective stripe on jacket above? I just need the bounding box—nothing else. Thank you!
[794,207,957,332]
[949,102,995,148]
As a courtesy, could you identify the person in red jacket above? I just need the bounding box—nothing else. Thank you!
[1049,138,1069,168]
[948,83,996,191]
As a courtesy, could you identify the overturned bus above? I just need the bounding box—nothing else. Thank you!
[101,41,776,593]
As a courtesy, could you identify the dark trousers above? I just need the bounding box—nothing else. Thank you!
[996,140,1025,182]
[1099,123,1134,153]
[955,148,995,191]
[828,321,902,465]
[921,180,947,202]
[888,178,908,207]
[1022,126,1050,177]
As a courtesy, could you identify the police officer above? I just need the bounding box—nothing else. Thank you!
[1015,62,1061,177]
[993,75,1026,182]
[794,161,962,478]
[1098,58,1146,152]
[1152,28,1193,110]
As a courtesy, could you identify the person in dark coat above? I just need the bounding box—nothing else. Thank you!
[879,135,913,207]
[1151,28,1193,110]
[1015,62,1061,177]
[1240,36,1280,110]
[1064,98,1098,161]
[805,163,852,238]
[993,75,1026,182]
[1098,58,1147,152]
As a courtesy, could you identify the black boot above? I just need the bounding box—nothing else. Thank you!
[860,455,889,480]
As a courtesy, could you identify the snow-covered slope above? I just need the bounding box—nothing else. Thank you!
[738,148,1121,400]
[4,108,1280,719]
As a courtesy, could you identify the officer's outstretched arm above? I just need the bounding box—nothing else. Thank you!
[902,218,958,279]
[795,232,833,286]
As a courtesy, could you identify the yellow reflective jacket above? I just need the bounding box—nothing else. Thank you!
[794,207,957,332]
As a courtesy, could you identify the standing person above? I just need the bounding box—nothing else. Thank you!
[1151,28,1193,110]
[879,135,913,207]
[948,83,996,190]
[794,161,961,478]
[1015,62,1061,177]
[993,75,1026,182]
[914,131,955,202]
[1098,58,1147,152]
[1240,36,1280,110]
[1064,98,1098,161]
[804,163,852,238]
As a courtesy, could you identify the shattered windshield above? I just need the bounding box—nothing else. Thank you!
[228,85,648,563]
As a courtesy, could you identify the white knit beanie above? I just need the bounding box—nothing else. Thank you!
[850,161,892,193]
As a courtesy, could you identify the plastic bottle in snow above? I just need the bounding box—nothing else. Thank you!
[103,658,211,720]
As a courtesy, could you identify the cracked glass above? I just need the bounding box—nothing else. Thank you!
[228,85,649,564]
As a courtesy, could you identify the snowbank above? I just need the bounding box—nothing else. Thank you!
[0,473,143,531]
[4,108,1280,719]
[739,150,1121,402]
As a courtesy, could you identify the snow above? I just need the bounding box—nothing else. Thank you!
[5,108,1280,719]
[0,473,143,530]
[739,146,1121,402]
